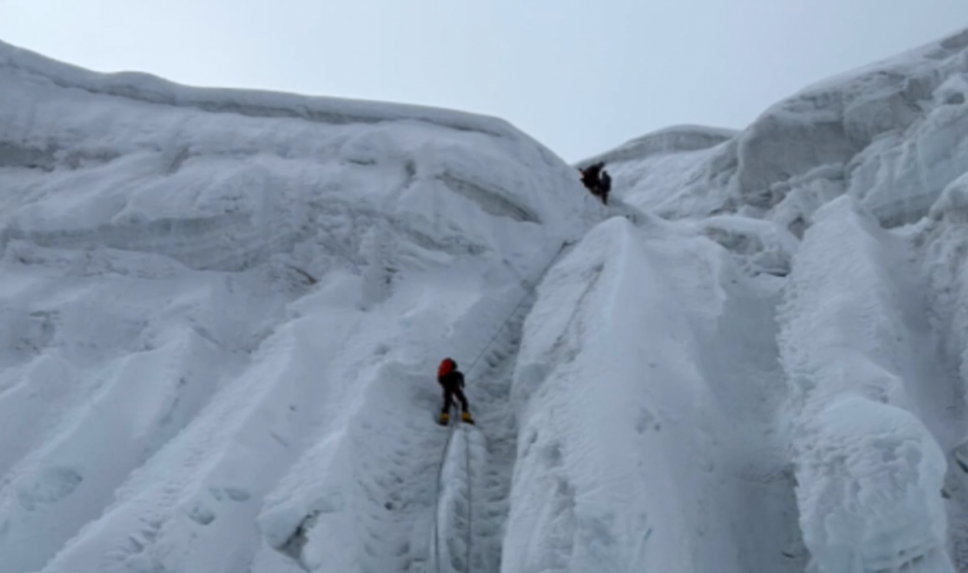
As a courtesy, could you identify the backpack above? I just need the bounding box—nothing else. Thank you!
[438,358,457,381]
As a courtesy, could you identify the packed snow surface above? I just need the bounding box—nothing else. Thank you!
[0,39,597,573]
[4,24,968,573]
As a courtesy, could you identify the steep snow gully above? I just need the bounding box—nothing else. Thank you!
[7,25,968,573]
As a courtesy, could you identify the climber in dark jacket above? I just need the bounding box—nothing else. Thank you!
[437,358,474,425]
[598,170,612,205]
[579,162,604,193]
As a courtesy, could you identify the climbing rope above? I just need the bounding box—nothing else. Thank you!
[464,240,572,379]
[464,428,473,573]
[431,238,573,573]
[431,404,461,573]
[430,410,474,573]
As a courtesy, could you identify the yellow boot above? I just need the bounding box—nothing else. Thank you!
[439,412,450,426]
[462,411,474,424]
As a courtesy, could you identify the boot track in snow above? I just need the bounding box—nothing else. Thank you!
[429,242,573,573]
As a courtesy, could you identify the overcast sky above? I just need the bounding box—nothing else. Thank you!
[2,1,967,161]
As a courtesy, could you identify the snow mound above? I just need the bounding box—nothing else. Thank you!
[796,396,953,573]
[778,197,953,573]
[504,217,802,573]
[0,39,599,573]
[918,172,968,390]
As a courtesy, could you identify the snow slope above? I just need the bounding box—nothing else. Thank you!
[0,39,599,573]
[505,217,802,573]
[6,23,968,573]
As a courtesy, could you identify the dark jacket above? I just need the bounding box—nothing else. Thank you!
[439,369,465,389]
[438,358,465,389]
[580,163,603,189]
[599,171,612,193]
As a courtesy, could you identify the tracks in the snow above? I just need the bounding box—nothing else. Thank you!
[428,242,573,573]
[430,293,533,573]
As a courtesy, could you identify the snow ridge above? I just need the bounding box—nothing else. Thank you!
[0,40,520,139]
[503,216,804,572]
[778,197,953,573]
[577,124,738,168]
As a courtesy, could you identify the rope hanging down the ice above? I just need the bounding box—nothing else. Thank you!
[431,239,571,573]
[465,240,571,377]
[432,404,460,573]
[464,428,473,573]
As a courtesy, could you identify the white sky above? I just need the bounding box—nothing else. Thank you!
[2,0,967,161]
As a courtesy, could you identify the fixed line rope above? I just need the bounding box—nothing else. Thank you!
[464,240,572,379]
[432,238,573,573]
[464,428,473,573]
[432,404,460,573]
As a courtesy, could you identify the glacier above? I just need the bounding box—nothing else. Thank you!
[3,23,968,573]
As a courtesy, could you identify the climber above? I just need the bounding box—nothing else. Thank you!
[437,358,474,426]
[579,162,604,193]
[598,170,611,205]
